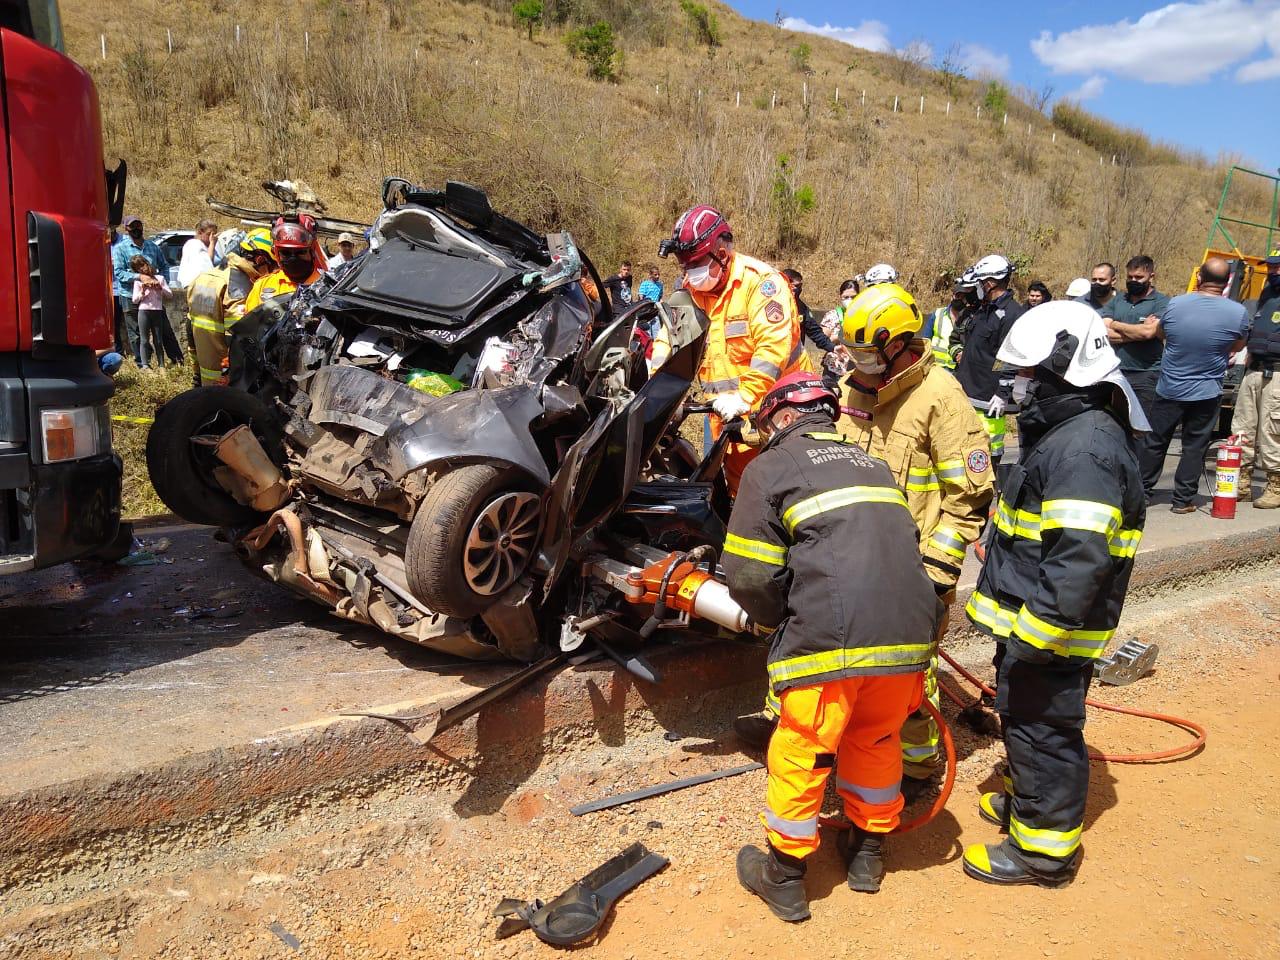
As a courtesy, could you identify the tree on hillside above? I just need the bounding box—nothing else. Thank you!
[513,0,543,41]
[566,21,619,82]
[891,39,931,84]
[771,155,815,252]
[936,43,967,99]
[789,42,812,74]
[680,0,722,48]
[983,80,1008,118]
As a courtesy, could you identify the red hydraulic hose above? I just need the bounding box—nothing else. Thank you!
[937,648,1207,763]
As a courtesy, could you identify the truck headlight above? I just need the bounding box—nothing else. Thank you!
[40,405,110,463]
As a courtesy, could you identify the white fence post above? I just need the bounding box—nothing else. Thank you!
[1051,131,1056,143]
[976,105,981,119]
[1002,112,1007,126]
[803,80,808,105]
[100,35,105,60]
[861,89,866,105]
[235,24,241,44]
[771,91,777,110]
[305,31,310,55]
[166,28,172,54]
[945,100,951,115]
[835,86,839,102]
[919,95,924,114]
[736,90,740,107]
[893,95,898,112]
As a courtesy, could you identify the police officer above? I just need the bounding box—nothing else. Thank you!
[724,373,940,919]
[954,254,1026,467]
[962,300,1148,887]
[836,283,994,794]
[1232,249,1280,508]
[659,206,812,495]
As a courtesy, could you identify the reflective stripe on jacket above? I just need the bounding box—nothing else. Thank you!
[722,413,941,695]
[689,252,812,408]
[836,345,994,590]
[187,256,259,386]
[965,399,1146,662]
[929,307,957,369]
[244,267,321,315]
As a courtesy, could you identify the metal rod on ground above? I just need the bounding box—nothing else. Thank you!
[571,762,764,816]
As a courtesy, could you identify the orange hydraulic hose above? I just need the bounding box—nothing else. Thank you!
[937,649,1207,763]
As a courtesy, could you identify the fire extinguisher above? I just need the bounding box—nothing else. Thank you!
[1211,438,1243,519]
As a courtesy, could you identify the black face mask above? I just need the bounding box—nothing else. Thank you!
[128,226,143,240]
[1090,282,1112,301]
[1265,273,1280,292]
[1126,279,1150,298]
[279,253,313,282]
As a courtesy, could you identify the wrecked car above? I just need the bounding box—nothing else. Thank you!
[147,179,746,667]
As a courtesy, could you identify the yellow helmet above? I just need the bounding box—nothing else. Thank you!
[238,227,273,257]
[840,282,922,349]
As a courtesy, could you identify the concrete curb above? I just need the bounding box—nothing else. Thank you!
[2,524,1276,880]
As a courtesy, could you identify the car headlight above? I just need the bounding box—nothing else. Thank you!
[40,405,110,463]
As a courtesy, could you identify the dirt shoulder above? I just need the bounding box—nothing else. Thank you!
[5,562,1278,959]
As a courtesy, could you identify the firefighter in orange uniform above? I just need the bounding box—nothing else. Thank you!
[659,205,812,494]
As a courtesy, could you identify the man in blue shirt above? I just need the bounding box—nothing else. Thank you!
[111,214,169,365]
[1137,258,1249,512]
[637,264,663,302]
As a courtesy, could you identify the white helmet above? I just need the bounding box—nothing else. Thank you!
[972,254,1012,282]
[996,300,1150,431]
[1065,277,1091,299]
[864,263,899,286]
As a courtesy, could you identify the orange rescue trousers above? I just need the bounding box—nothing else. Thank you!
[763,673,924,859]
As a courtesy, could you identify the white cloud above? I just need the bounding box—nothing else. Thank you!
[1031,0,1280,85]
[1068,75,1107,101]
[1236,5,1280,80]
[956,43,1010,78]
[780,17,892,53]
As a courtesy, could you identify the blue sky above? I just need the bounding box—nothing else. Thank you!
[726,1,1280,168]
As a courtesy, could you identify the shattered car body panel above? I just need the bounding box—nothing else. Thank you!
[150,179,726,663]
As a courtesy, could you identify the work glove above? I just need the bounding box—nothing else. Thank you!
[712,392,751,421]
[985,393,1007,418]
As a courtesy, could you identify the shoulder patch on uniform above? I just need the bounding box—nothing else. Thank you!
[995,309,1006,319]
[764,299,785,323]
[966,449,991,474]
[841,405,873,421]
[760,279,778,298]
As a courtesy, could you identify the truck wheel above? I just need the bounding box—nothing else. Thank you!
[405,465,542,619]
[146,387,283,527]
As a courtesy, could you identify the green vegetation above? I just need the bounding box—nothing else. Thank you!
[565,20,618,81]
[513,0,543,41]
[983,80,1008,118]
[679,0,720,48]
[789,42,811,74]
[771,155,816,251]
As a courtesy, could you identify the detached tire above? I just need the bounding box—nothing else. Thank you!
[146,387,283,527]
[405,465,542,619]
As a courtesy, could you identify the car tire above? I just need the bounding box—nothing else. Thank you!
[405,464,542,619]
[146,387,283,527]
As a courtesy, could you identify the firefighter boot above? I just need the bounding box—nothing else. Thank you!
[962,838,1081,888]
[1254,472,1280,509]
[978,791,1010,829]
[736,844,810,922]
[837,826,886,893]
[732,713,778,751]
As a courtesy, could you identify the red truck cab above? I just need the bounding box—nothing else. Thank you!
[0,1,122,572]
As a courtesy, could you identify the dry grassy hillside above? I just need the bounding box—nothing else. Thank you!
[67,0,1228,301]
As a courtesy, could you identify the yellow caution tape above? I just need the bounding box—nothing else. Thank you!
[111,414,155,425]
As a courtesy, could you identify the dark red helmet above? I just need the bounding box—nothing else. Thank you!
[659,204,732,265]
[271,214,316,253]
[757,371,839,424]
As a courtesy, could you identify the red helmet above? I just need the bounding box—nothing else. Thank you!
[659,204,732,265]
[756,371,839,425]
[271,214,316,253]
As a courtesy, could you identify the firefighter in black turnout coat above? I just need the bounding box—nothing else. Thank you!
[961,300,1149,887]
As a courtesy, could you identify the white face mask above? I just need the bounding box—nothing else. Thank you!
[685,262,718,291]
[852,354,887,375]
[1012,374,1033,403]
[841,296,854,307]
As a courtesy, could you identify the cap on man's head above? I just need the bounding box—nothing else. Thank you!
[123,214,142,227]
[1265,247,1280,266]
[338,232,356,245]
